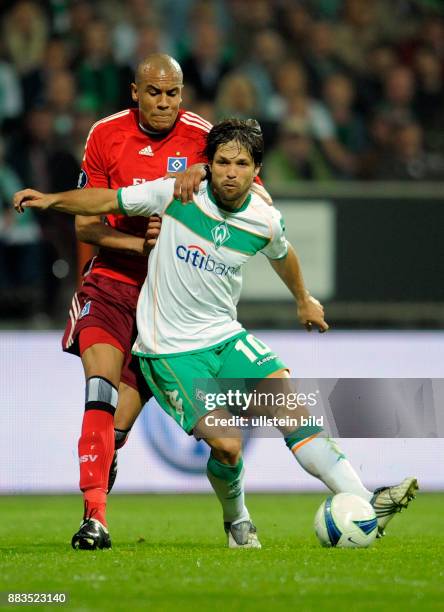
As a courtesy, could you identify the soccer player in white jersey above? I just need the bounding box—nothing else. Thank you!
[15,119,417,548]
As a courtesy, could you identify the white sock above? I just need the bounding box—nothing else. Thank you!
[291,437,373,501]
[206,454,250,523]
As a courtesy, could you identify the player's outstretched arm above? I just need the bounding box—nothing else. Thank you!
[13,188,119,216]
[75,214,161,257]
[269,243,329,333]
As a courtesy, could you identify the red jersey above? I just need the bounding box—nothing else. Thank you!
[79,108,211,286]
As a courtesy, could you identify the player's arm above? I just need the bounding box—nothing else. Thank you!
[269,244,329,333]
[14,188,119,216]
[261,207,328,332]
[75,214,149,256]
[14,180,172,217]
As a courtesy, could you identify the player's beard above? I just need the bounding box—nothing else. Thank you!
[217,183,251,208]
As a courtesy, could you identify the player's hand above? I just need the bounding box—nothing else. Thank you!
[164,163,207,203]
[297,294,329,333]
[250,183,273,206]
[13,189,54,213]
[142,215,162,255]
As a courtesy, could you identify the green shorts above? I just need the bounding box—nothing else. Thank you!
[138,331,287,434]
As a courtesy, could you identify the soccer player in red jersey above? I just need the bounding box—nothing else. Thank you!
[64,54,214,550]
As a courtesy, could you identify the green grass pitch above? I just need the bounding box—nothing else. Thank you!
[0,493,443,611]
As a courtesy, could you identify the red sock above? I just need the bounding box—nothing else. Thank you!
[83,489,107,527]
[78,409,114,527]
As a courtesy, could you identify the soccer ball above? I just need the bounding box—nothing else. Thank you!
[314,493,378,548]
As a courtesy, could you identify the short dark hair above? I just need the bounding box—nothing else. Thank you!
[204,118,264,166]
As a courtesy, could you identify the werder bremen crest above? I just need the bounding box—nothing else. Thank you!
[211,221,231,249]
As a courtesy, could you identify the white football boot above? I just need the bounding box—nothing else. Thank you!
[371,477,419,537]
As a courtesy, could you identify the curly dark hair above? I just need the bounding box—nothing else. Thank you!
[204,118,264,166]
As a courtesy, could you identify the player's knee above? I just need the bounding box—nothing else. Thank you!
[80,338,124,389]
[85,376,118,415]
[210,438,242,465]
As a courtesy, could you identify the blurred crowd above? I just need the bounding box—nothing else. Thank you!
[1,0,444,322]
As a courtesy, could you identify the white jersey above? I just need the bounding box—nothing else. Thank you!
[118,179,288,356]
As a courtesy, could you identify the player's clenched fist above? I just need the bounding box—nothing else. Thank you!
[297,294,329,333]
[166,162,207,203]
[13,189,54,213]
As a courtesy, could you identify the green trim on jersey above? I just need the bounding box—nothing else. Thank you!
[165,199,269,256]
[117,189,127,215]
[206,182,252,214]
[132,330,246,359]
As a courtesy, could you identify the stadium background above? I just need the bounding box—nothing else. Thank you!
[0,0,443,494]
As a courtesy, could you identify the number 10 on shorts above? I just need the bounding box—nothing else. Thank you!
[235,334,272,363]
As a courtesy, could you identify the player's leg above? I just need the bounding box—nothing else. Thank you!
[267,368,418,535]
[193,412,259,548]
[115,349,151,440]
[219,332,379,529]
[138,351,259,548]
[220,334,374,498]
[193,410,261,548]
[106,382,146,493]
[62,274,142,549]
[71,335,123,550]
[267,368,373,499]
[107,350,152,492]
[114,383,143,444]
